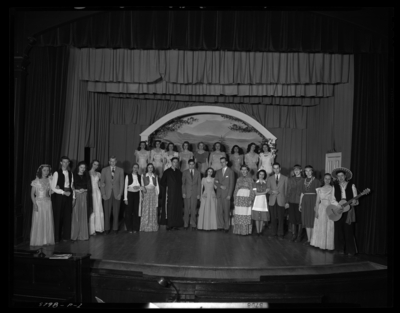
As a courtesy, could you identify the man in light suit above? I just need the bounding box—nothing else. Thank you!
[182,159,201,230]
[100,156,124,234]
[214,157,235,233]
[266,162,289,240]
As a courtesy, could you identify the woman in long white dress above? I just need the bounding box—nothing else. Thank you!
[150,140,165,178]
[30,164,55,246]
[197,168,218,230]
[310,173,335,250]
[258,143,275,176]
[89,160,104,235]
[244,143,259,181]
[135,141,150,175]
[209,142,226,172]
[163,142,180,170]
[180,141,194,172]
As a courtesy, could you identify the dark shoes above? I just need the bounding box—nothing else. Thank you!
[224,229,229,233]
[191,227,197,231]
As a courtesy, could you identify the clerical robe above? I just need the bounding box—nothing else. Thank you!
[160,167,184,227]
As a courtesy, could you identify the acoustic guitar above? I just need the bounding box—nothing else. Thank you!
[326,188,370,222]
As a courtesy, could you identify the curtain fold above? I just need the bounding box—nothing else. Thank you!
[87,80,335,97]
[106,93,322,106]
[79,48,350,84]
[62,48,111,168]
[21,46,70,241]
[351,54,388,255]
[35,10,387,53]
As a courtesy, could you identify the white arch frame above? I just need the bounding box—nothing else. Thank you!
[140,105,277,143]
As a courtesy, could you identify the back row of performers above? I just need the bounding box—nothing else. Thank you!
[136,140,276,179]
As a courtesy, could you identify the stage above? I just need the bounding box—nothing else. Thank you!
[15,225,387,281]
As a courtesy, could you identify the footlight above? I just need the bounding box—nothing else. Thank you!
[157,277,180,302]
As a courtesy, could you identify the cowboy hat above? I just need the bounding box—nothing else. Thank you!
[331,167,353,180]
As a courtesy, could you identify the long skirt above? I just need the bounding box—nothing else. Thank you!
[140,187,159,232]
[30,197,55,246]
[233,189,253,235]
[71,192,89,240]
[301,194,317,228]
[89,187,104,234]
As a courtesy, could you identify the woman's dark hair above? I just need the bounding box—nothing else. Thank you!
[145,163,155,173]
[256,169,267,179]
[36,164,52,179]
[166,142,177,152]
[205,167,215,177]
[212,142,225,152]
[153,140,162,148]
[322,173,333,186]
[260,143,271,152]
[197,142,208,150]
[231,145,243,155]
[182,141,192,151]
[246,142,259,153]
[90,159,101,172]
[137,141,148,151]
[74,161,88,174]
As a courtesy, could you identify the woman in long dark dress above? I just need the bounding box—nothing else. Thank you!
[299,165,319,246]
[71,161,92,241]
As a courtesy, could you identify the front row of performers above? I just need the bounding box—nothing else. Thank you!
[30,150,360,257]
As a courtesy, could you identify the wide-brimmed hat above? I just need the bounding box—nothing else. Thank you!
[331,167,352,180]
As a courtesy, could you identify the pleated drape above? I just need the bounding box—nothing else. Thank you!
[35,10,387,53]
[21,46,70,241]
[79,49,350,84]
[351,54,388,255]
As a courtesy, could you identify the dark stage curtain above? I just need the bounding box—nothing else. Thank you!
[21,46,70,241]
[35,11,387,53]
[351,54,388,255]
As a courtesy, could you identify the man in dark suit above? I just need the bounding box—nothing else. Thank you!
[100,156,124,234]
[266,162,289,240]
[214,157,235,233]
[182,159,201,230]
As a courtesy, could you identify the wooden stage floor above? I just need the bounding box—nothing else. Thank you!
[16,226,387,280]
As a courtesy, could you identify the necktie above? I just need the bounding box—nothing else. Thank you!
[223,168,225,176]
[191,170,193,178]
[276,175,279,185]
[112,167,115,179]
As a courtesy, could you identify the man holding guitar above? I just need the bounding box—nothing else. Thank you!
[330,167,359,256]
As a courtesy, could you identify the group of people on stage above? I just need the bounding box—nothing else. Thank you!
[30,140,360,257]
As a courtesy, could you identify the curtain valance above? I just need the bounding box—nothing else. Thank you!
[35,10,387,53]
[87,80,334,97]
[79,48,350,84]
[106,94,321,106]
